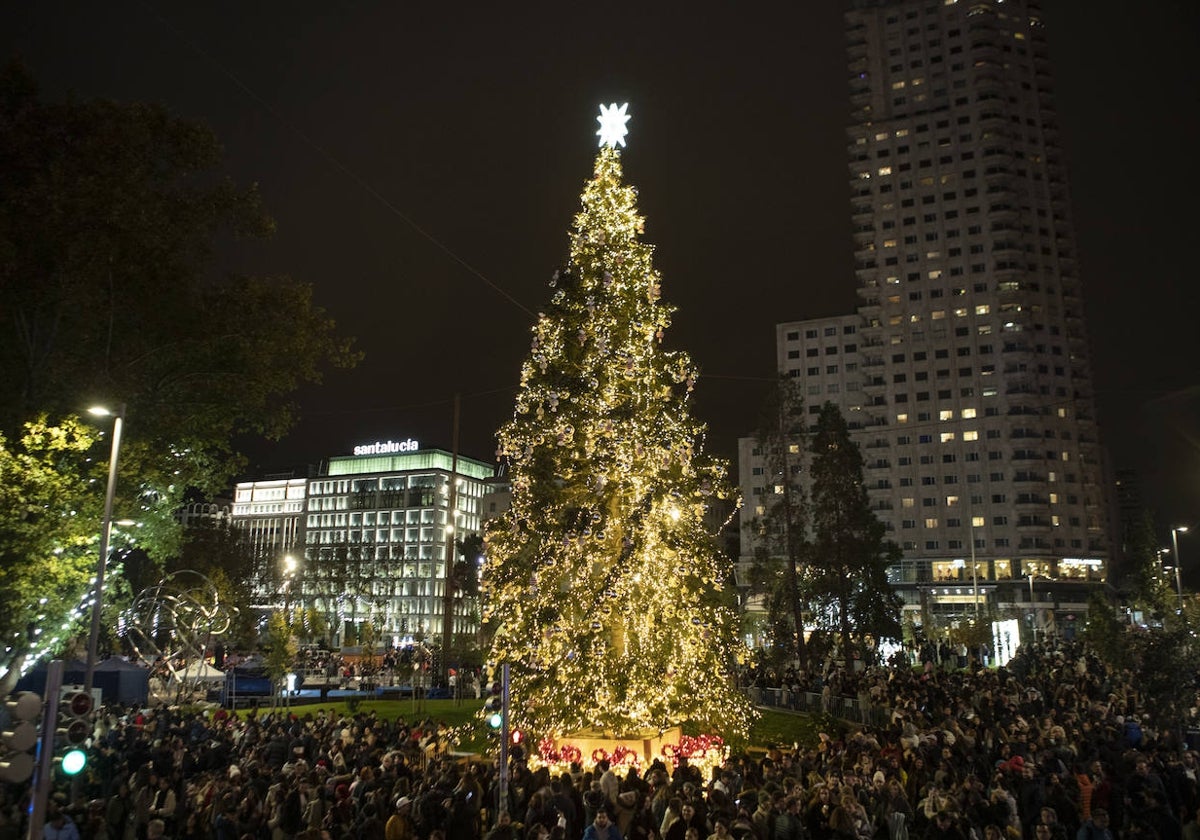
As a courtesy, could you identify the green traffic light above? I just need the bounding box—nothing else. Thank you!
[487,712,502,730]
[61,748,87,776]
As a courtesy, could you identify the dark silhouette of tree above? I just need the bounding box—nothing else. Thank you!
[0,63,359,683]
[746,376,809,669]
[806,402,903,663]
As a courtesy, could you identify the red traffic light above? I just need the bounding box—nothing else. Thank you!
[511,729,523,745]
[65,691,92,717]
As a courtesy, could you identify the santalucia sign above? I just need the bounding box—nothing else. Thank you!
[353,439,420,455]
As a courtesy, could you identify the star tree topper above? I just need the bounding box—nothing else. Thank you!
[596,102,631,148]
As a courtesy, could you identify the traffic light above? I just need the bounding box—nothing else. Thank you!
[0,692,42,783]
[57,688,92,776]
[484,681,503,730]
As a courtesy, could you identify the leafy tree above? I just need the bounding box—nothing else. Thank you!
[168,517,261,646]
[805,402,903,663]
[262,610,297,707]
[746,376,809,668]
[0,64,359,682]
[358,620,379,687]
[1083,591,1129,669]
[293,607,329,647]
[452,533,485,598]
[483,144,753,740]
[1119,510,1175,618]
[0,417,99,692]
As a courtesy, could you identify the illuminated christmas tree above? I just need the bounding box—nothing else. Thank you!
[484,105,753,743]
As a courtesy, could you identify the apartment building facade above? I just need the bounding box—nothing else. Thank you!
[739,0,1109,640]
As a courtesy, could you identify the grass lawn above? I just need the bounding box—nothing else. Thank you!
[234,700,823,755]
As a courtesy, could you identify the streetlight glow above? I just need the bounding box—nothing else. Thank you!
[84,402,125,696]
[1171,525,1189,612]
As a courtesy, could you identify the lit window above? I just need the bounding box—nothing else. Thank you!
[963,430,978,441]
[940,410,954,420]
[946,495,959,506]
[975,304,990,315]
[931,310,946,320]
[971,516,985,528]
[924,518,939,528]
[962,408,977,419]
[940,432,955,442]
[954,307,968,317]
[897,413,909,423]
[875,132,889,141]
[879,166,893,176]
[928,269,943,279]
[902,498,916,508]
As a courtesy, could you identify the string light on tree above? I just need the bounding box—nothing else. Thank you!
[483,104,754,745]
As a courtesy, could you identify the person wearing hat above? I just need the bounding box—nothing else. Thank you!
[391,796,420,835]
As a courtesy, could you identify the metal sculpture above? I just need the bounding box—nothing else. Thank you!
[121,569,235,703]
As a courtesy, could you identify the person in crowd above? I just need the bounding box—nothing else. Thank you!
[1075,807,1113,840]
[15,638,1197,840]
[583,809,623,840]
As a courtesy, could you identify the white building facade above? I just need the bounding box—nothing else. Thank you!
[231,444,495,645]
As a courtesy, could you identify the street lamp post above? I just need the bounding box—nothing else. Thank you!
[283,554,297,615]
[1027,572,1039,645]
[84,404,125,697]
[1171,526,1189,612]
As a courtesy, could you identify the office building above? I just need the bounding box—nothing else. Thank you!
[231,441,496,645]
[740,0,1109,638]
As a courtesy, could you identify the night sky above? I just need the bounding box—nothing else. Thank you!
[6,2,1199,532]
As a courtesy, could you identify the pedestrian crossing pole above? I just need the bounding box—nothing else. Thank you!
[498,663,509,822]
[28,660,63,840]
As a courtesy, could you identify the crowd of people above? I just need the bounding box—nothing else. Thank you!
[1,640,1197,840]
